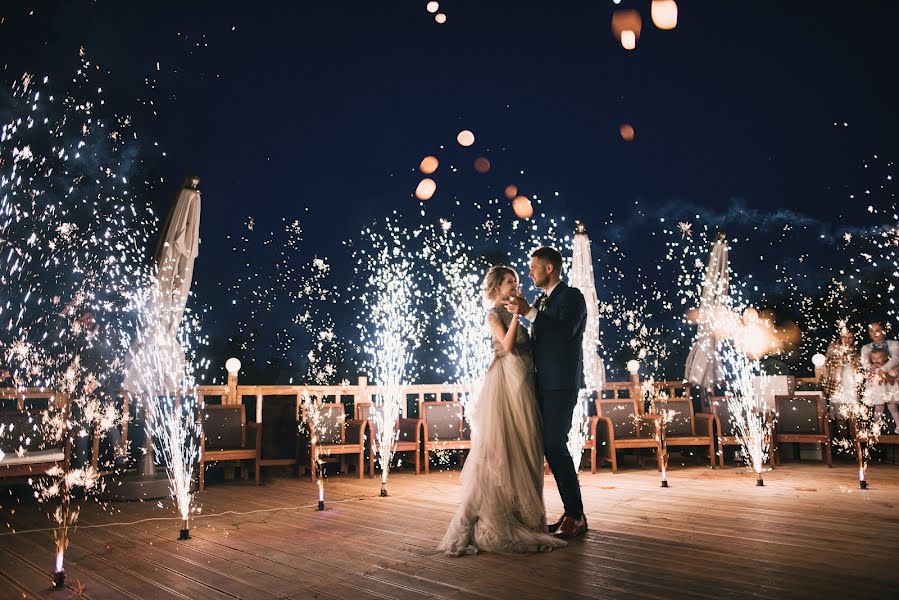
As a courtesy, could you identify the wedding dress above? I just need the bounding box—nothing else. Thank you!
[438,307,566,556]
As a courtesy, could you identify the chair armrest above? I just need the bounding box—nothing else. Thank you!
[398,418,423,441]
[596,416,615,443]
[588,416,599,440]
[346,419,367,444]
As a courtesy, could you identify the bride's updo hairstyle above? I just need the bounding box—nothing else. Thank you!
[482,265,518,305]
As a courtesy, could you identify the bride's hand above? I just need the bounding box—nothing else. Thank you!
[508,297,520,316]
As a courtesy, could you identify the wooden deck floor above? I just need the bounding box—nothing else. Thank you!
[1,461,898,600]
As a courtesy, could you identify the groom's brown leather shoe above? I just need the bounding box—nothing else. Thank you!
[547,515,565,533]
[553,515,587,539]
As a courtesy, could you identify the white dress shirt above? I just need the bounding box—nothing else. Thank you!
[525,281,561,322]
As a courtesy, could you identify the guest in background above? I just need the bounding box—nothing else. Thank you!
[861,348,899,433]
[821,329,862,418]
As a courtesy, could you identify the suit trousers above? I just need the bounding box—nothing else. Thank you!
[538,388,584,520]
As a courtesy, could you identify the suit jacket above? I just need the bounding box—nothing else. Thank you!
[530,281,587,391]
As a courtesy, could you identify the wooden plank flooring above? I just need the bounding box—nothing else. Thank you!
[1,460,898,599]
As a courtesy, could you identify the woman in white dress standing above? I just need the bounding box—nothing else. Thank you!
[438,266,566,556]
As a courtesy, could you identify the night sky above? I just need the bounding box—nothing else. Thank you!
[3,1,898,379]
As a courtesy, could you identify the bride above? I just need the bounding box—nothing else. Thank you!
[438,266,566,556]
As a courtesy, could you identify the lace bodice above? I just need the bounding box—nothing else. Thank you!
[487,307,532,359]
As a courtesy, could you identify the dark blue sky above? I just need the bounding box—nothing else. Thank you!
[3,1,898,375]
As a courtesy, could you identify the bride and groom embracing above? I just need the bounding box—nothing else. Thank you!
[438,246,589,556]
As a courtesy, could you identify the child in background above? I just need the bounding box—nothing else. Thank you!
[862,347,899,433]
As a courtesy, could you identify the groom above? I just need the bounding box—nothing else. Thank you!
[508,246,588,539]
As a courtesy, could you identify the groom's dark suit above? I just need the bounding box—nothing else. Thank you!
[530,280,587,520]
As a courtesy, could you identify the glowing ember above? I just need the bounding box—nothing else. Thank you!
[473,157,491,174]
[419,155,439,174]
[415,178,437,200]
[456,129,475,147]
[651,0,678,30]
[620,123,635,141]
[512,196,534,219]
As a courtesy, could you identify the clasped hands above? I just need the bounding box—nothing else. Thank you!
[504,294,531,317]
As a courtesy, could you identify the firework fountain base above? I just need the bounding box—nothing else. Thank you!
[52,570,65,589]
[660,479,669,488]
[380,481,388,497]
[179,520,190,540]
[756,476,765,487]
[317,500,325,511]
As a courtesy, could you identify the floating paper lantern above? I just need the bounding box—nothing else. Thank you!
[651,0,678,30]
[419,155,439,174]
[504,184,518,199]
[456,129,475,147]
[611,10,642,49]
[415,178,436,200]
[426,2,439,14]
[473,157,491,173]
[435,13,447,24]
[512,195,533,219]
[620,123,635,141]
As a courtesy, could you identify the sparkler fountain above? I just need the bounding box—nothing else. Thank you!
[1,54,162,583]
[568,223,605,471]
[299,389,329,510]
[357,222,424,495]
[434,228,491,432]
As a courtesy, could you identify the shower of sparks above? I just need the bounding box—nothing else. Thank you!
[355,220,425,485]
[0,51,164,569]
[121,274,203,528]
[720,341,771,476]
[225,217,341,384]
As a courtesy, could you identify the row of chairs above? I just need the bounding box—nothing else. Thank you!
[7,390,888,488]
[200,393,863,489]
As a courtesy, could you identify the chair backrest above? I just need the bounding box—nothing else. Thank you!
[0,412,52,454]
[775,394,823,435]
[652,398,695,436]
[202,405,245,450]
[310,403,346,445]
[596,400,641,439]
[710,396,740,436]
[422,401,465,441]
[356,402,391,440]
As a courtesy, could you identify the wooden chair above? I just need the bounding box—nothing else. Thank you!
[306,403,367,481]
[592,398,662,473]
[354,402,423,477]
[421,401,471,475]
[710,396,775,468]
[651,397,716,468]
[200,404,261,490]
[0,389,70,479]
[772,394,832,467]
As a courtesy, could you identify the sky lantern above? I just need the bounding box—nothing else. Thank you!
[426,2,439,14]
[620,123,635,141]
[415,178,436,200]
[651,0,678,30]
[435,13,447,24]
[512,195,533,219]
[473,157,491,173]
[504,184,518,199]
[419,155,439,174]
[611,9,642,50]
[456,129,475,146]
